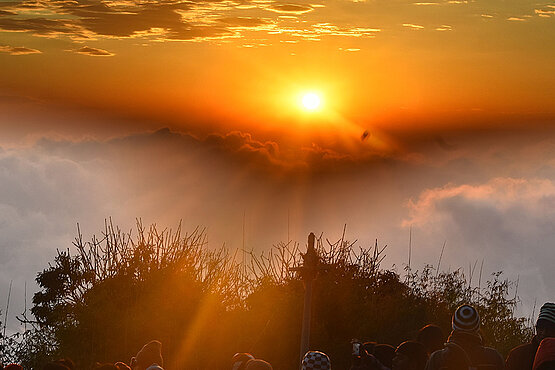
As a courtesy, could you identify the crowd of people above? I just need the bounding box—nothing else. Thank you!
[234,302,555,370]
[1,302,553,369]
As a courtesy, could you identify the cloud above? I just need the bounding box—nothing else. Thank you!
[33,126,403,178]
[0,0,246,42]
[0,145,114,332]
[0,45,41,55]
[404,178,555,228]
[0,127,374,332]
[2,125,555,329]
[0,16,87,38]
[217,17,273,28]
[203,130,286,168]
[0,9,17,16]
[507,17,526,21]
[403,177,555,311]
[73,46,115,56]
[412,0,467,3]
[535,6,555,17]
[0,0,385,45]
[266,3,314,14]
[435,24,452,31]
[267,22,380,40]
[403,23,425,29]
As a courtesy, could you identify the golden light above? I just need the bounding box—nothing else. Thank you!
[301,92,322,111]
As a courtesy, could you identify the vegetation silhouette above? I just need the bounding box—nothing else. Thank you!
[2,220,533,368]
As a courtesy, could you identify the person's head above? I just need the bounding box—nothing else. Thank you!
[533,338,555,370]
[373,344,395,368]
[537,303,555,342]
[392,341,427,370]
[115,363,132,370]
[302,351,331,370]
[244,359,273,370]
[130,340,163,370]
[452,305,480,334]
[232,353,256,370]
[417,324,445,355]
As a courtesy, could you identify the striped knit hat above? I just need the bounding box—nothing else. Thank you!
[537,302,555,326]
[452,304,480,333]
[301,351,331,370]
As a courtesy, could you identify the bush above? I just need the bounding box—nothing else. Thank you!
[5,221,532,368]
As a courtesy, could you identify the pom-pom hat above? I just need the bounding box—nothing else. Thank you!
[452,304,480,333]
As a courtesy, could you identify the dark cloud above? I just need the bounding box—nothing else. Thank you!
[203,131,287,168]
[0,0,382,44]
[73,46,114,56]
[217,17,272,27]
[74,2,189,37]
[0,45,41,55]
[0,9,17,15]
[0,16,85,37]
[266,3,314,14]
[0,2,19,8]
[164,25,234,41]
[34,127,399,176]
[0,0,255,42]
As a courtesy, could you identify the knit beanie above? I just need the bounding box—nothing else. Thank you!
[133,340,163,370]
[244,359,273,370]
[532,338,555,370]
[452,305,480,333]
[301,351,331,370]
[538,303,555,326]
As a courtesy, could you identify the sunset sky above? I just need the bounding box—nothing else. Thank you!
[1,0,555,329]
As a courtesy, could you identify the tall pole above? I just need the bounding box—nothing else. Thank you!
[300,276,313,359]
[299,232,318,361]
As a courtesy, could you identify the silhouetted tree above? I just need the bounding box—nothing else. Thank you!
[5,220,532,369]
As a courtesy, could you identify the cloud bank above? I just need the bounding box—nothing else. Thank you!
[405,177,555,315]
[1,125,555,331]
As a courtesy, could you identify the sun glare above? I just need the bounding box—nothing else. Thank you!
[301,92,322,111]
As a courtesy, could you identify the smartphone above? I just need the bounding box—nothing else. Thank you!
[352,342,361,356]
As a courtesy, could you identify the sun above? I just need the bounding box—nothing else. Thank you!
[300,92,322,111]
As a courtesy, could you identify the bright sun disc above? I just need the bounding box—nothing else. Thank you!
[301,92,322,111]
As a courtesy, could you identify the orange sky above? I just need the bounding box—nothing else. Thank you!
[0,0,554,329]
[1,0,555,145]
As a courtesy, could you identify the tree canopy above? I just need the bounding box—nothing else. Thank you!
[3,221,533,369]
